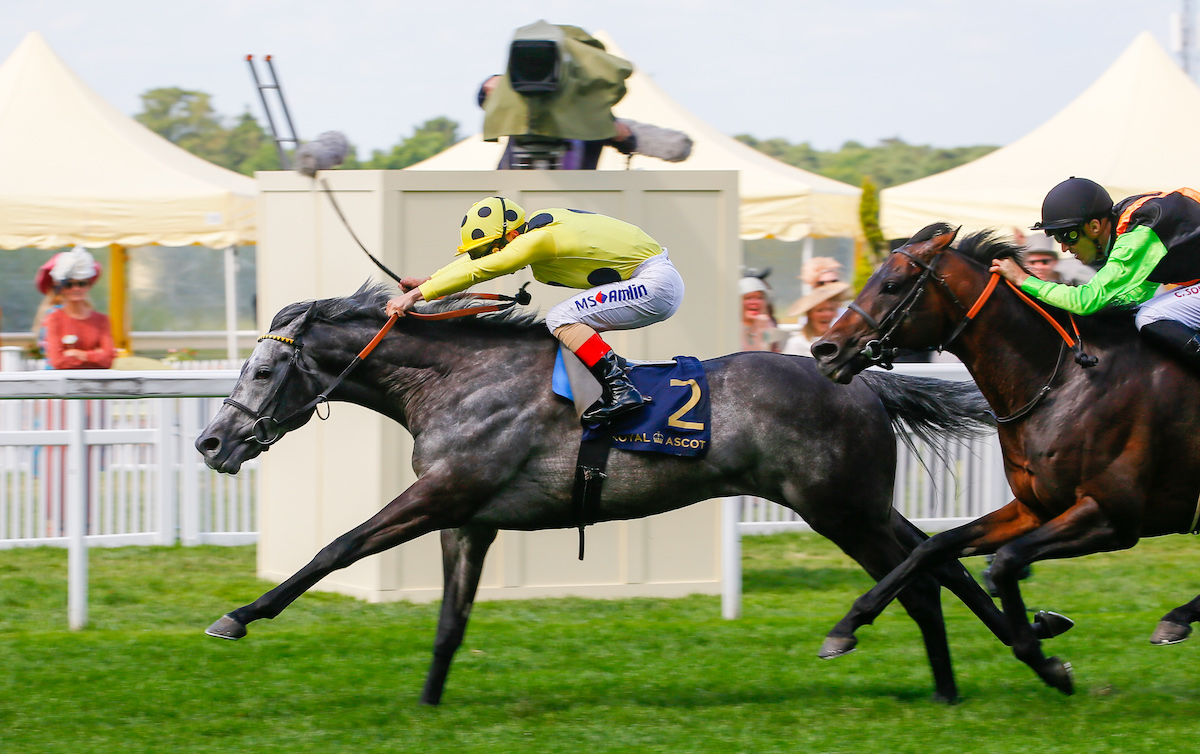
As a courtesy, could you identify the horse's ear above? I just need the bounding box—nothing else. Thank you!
[930,226,960,250]
[276,306,314,340]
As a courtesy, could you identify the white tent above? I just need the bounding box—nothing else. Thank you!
[0,32,256,250]
[880,32,1200,240]
[409,32,862,241]
[0,32,257,358]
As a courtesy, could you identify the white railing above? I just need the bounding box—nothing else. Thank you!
[721,362,1010,618]
[0,369,250,628]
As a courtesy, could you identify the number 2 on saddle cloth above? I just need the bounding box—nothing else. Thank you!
[552,347,712,456]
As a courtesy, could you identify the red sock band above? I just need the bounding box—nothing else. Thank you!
[574,333,612,368]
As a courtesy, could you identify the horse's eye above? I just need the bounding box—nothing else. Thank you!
[254,367,272,380]
[881,280,900,294]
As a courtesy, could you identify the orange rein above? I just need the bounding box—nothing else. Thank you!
[360,293,525,357]
[405,292,522,322]
[966,272,1084,352]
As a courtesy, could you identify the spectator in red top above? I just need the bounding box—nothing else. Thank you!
[36,247,115,369]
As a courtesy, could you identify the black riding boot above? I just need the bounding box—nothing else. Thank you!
[582,351,650,424]
[1140,320,1200,374]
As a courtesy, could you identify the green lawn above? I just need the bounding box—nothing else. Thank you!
[1,534,1198,753]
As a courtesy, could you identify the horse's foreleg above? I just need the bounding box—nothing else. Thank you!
[989,497,1127,695]
[822,501,1042,657]
[891,511,1074,647]
[420,526,497,706]
[1153,593,1200,645]
[206,475,472,640]
[890,511,1012,647]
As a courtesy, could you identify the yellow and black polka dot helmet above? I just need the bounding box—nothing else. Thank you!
[457,196,526,256]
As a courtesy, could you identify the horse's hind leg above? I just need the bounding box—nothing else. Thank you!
[1153,593,1200,645]
[421,526,497,706]
[989,497,1131,695]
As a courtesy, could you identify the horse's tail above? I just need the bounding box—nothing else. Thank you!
[858,371,996,455]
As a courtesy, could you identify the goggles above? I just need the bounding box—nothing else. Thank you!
[61,280,92,289]
[1050,227,1083,247]
[467,239,502,260]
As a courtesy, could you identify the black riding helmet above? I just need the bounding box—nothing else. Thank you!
[1032,177,1114,232]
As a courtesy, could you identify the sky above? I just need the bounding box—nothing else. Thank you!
[2,1,1191,157]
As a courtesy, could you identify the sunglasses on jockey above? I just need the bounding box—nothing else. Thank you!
[1050,227,1083,247]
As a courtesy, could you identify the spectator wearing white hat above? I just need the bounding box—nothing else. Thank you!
[740,275,784,352]
[36,247,114,369]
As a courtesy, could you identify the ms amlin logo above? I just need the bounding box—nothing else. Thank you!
[575,283,649,310]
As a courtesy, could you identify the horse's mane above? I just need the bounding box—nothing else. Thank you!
[269,280,548,336]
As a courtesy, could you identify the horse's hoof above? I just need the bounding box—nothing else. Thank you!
[1150,620,1192,645]
[1039,656,1074,695]
[1033,610,1075,640]
[818,634,858,659]
[205,614,247,640]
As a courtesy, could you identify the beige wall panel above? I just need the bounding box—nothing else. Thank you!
[516,524,623,586]
[643,500,722,583]
[256,170,738,604]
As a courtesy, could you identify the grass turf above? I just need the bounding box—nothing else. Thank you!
[1,534,1198,753]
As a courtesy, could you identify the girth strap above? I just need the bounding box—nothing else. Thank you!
[572,437,612,560]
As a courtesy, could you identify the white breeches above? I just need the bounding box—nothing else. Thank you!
[545,251,685,333]
[1135,283,1200,331]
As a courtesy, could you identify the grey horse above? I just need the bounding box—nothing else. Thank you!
[196,282,1068,705]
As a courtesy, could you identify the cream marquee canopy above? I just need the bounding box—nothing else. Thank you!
[409,32,862,241]
[880,33,1200,240]
[0,32,256,250]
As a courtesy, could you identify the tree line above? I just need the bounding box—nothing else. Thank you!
[134,87,996,189]
[734,134,996,189]
[133,87,461,174]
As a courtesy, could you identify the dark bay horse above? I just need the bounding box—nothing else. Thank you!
[196,282,1041,704]
[811,223,1200,695]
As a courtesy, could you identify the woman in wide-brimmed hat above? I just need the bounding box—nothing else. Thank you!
[783,280,851,357]
[34,247,114,369]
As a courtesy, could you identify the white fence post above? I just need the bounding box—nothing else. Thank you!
[721,496,742,620]
[155,399,177,546]
[0,346,22,372]
[224,245,239,363]
[66,399,87,630]
[179,398,201,546]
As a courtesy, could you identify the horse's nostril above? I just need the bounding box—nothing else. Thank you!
[197,436,221,454]
[811,342,837,360]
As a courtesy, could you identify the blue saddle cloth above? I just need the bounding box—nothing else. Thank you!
[554,352,711,458]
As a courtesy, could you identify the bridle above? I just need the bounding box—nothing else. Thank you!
[222,327,343,447]
[849,246,973,368]
[850,244,1097,423]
